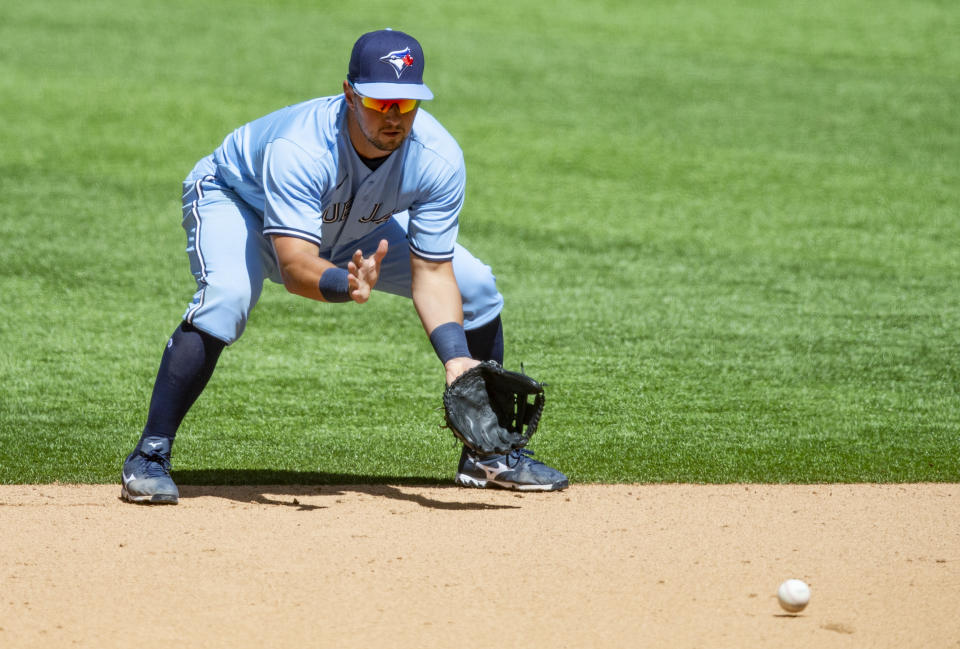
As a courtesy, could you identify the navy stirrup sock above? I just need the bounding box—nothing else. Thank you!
[465,315,504,364]
[140,322,226,442]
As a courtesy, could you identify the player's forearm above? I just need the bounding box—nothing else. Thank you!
[272,235,340,302]
[411,255,479,382]
[410,256,464,333]
[279,254,340,301]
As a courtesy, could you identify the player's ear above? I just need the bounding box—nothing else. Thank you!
[343,80,355,109]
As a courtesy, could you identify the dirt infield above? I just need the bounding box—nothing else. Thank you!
[1,483,958,648]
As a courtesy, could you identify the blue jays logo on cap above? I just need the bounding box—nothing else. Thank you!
[348,29,434,101]
[380,47,416,79]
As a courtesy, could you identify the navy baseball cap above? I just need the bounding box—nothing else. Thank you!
[348,29,434,101]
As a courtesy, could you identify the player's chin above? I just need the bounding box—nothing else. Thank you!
[375,131,406,150]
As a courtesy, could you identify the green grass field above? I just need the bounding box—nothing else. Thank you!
[1,0,957,485]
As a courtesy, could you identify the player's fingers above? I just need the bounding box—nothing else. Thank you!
[347,273,359,291]
[351,259,371,282]
[352,248,364,267]
[352,287,370,303]
[347,275,369,304]
[373,239,389,264]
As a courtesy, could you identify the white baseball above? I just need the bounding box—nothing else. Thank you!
[777,579,810,613]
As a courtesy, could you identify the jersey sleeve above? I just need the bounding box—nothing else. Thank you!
[406,160,464,262]
[261,138,328,247]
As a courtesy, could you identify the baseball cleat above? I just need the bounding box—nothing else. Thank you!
[455,447,568,491]
[120,436,179,504]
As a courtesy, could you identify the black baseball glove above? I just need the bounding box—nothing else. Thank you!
[442,361,546,456]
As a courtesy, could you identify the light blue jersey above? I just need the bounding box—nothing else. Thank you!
[211,95,464,262]
[178,94,502,344]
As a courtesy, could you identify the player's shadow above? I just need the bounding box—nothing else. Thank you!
[173,469,520,511]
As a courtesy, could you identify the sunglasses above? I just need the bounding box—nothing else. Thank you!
[350,85,420,114]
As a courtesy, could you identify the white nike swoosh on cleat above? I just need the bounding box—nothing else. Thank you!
[122,471,137,485]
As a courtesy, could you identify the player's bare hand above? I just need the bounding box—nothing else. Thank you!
[444,357,480,386]
[347,239,389,303]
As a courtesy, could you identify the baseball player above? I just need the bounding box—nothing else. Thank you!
[121,29,568,504]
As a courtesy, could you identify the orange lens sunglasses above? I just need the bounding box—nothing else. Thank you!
[351,85,420,114]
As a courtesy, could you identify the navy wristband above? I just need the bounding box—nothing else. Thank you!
[318,268,351,303]
[429,322,471,364]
